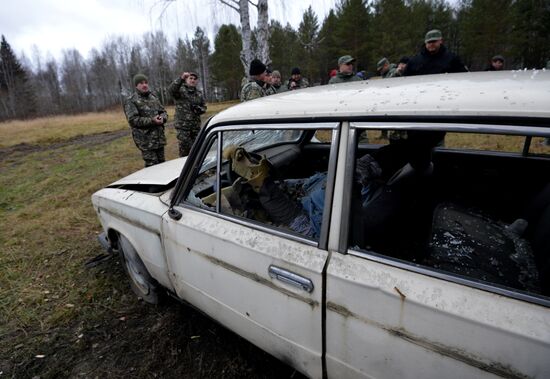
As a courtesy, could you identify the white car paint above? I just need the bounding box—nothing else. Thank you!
[92,72,550,378]
[110,156,187,186]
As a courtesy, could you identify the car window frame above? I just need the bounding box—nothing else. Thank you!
[341,121,550,307]
[177,122,341,249]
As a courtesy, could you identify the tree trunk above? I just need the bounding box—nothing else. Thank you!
[256,0,271,67]
[238,0,253,75]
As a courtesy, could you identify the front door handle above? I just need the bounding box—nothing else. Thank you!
[268,265,314,293]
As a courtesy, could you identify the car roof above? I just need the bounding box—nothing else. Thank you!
[209,70,550,126]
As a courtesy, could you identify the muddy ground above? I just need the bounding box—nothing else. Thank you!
[0,127,305,378]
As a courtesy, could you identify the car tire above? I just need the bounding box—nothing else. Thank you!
[117,234,161,304]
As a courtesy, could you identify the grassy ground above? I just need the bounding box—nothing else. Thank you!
[1,104,548,378]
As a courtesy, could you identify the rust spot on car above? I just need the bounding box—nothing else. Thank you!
[326,302,528,379]
[393,286,406,301]
[199,253,318,308]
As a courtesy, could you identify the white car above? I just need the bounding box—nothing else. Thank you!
[92,71,550,379]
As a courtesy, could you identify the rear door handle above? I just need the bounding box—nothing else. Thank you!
[268,265,314,293]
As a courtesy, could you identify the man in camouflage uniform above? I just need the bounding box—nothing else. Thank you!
[124,74,168,167]
[241,59,269,102]
[377,57,397,78]
[269,70,287,94]
[329,55,362,84]
[287,67,309,90]
[168,71,207,157]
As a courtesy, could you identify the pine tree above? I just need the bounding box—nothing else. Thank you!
[0,35,36,120]
[318,10,341,82]
[210,24,243,100]
[371,0,412,64]
[297,6,321,84]
[333,0,372,72]
[459,0,514,69]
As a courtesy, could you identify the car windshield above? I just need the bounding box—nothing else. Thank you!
[200,129,303,172]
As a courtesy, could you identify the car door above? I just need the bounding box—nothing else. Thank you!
[325,123,550,378]
[162,123,339,378]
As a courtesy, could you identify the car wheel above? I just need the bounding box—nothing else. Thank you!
[117,234,161,304]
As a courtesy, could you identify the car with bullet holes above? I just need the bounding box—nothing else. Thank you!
[92,71,550,378]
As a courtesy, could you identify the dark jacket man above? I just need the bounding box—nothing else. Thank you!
[168,72,207,157]
[124,74,168,167]
[404,29,467,76]
[241,59,269,102]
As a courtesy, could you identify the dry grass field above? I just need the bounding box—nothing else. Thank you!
[0,103,548,378]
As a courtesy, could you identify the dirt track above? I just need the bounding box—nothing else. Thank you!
[0,129,131,163]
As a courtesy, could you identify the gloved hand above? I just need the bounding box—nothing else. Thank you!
[223,146,271,192]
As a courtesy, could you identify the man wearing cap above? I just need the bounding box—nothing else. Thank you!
[124,74,168,167]
[377,57,398,78]
[268,70,287,94]
[241,59,269,102]
[329,55,363,84]
[168,71,207,157]
[287,67,309,90]
[486,55,505,71]
[404,29,467,76]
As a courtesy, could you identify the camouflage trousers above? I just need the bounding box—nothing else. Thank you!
[141,147,165,167]
[175,122,201,157]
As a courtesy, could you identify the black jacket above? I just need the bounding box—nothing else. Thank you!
[404,45,467,76]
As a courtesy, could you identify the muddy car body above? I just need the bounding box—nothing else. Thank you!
[92,71,550,378]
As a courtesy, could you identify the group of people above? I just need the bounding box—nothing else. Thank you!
[240,29,473,103]
[123,71,207,167]
[124,28,511,167]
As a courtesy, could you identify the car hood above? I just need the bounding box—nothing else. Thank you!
[110,157,187,186]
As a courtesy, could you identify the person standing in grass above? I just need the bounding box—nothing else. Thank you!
[168,71,207,157]
[124,74,168,167]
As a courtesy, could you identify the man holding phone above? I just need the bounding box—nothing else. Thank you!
[124,74,168,167]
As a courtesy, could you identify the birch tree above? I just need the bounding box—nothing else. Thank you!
[218,0,271,73]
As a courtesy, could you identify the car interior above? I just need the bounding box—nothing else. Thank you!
[186,127,550,299]
[351,129,550,299]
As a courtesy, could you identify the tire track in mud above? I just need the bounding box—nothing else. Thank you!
[0,122,180,164]
[0,129,131,163]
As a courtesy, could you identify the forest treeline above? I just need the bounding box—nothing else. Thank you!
[1,0,549,122]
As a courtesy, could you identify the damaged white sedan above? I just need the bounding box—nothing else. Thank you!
[92,71,550,378]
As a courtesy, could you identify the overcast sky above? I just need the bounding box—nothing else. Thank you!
[1,0,337,64]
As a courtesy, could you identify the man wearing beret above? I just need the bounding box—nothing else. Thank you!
[124,74,168,167]
[287,67,309,90]
[404,29,467,76]
[241,59,269,102]
[329,55,362,84]
[168,71,207,157]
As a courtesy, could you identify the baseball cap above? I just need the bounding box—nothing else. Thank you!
[338,55,356,66]
[425,29,443,43]
[377,57,389,71]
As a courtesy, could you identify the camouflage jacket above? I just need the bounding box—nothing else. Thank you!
[383,64,399,78]
[271,83,288,94]
[124,91,167,150]
[328,72,362,84]
[168,77,207,125]
[240,79,267,102]
[287,77,309,90]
